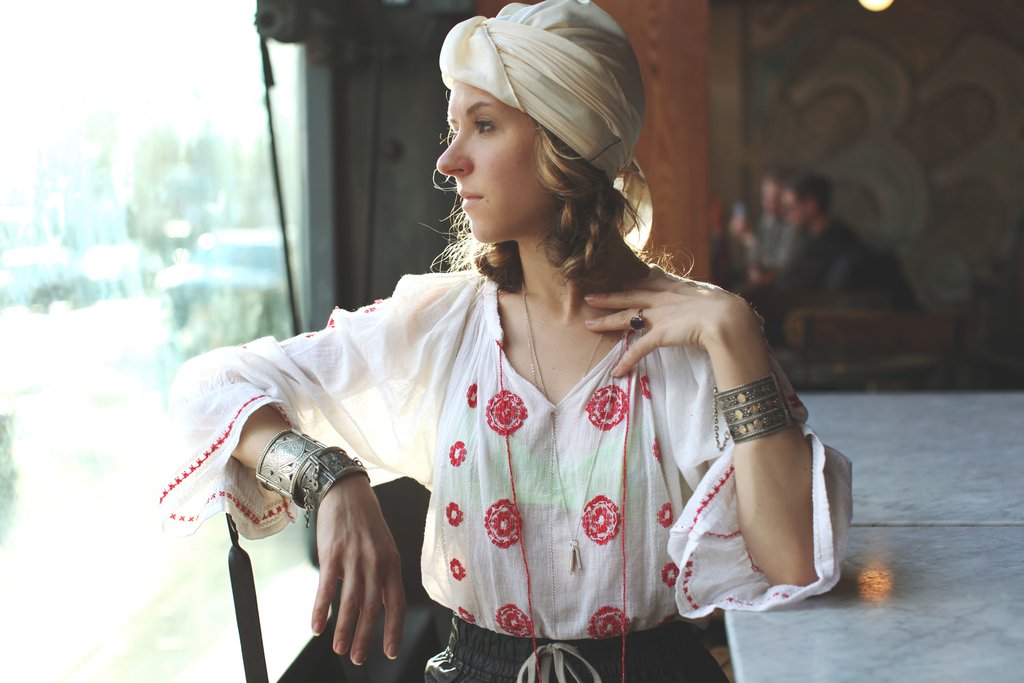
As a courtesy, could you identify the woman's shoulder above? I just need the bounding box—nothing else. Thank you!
[395,269,484,291]
[391,270,490,307]
[646,264,726,294]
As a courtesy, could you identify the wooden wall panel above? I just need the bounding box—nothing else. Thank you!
[473,0,712,279]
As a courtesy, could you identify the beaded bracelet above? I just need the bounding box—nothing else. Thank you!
[714,373,792,444]
[256,429,368,526]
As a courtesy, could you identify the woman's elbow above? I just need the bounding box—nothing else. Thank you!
[763,554,818,587]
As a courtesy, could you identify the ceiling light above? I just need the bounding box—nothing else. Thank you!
[859,0,894,11]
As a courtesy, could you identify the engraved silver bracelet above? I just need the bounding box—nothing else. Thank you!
[714,373,792,444]
[256,429,368,526]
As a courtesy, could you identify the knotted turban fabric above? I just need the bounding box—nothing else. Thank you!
[439,0,645,185]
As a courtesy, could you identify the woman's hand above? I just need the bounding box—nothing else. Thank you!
[584,277,766,379]
[588,277,816,585]
[311,476,406,665]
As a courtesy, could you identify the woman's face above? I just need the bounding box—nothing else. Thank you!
[437,82,555,245]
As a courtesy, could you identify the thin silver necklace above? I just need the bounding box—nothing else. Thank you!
[521,288,606,574]
[520,289,605,401]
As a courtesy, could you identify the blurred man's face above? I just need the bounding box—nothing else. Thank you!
[762,178,784,220]
[786,191,821,230]
[781,188,804,227]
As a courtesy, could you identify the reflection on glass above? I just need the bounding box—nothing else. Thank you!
[857,562,895,603]
[0,2,310,681]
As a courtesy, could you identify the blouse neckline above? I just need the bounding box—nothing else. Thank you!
[479,277,629,411]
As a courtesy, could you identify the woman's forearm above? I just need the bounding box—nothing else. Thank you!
[232,404,291,469]
[705,308,817,587]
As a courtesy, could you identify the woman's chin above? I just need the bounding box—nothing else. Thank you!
[468,223,500,245]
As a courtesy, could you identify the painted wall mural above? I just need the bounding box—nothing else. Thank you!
[747,0,1024,311]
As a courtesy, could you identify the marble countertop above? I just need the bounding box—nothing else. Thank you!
[804,392,1024,524]
[726,392,1024,682]
[727,526,1024,682]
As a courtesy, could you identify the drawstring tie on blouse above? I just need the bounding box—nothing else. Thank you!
[516,642,603,683]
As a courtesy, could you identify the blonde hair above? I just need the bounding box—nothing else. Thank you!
[440,125,647,292]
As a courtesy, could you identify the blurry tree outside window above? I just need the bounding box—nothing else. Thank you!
[0,3,318,680]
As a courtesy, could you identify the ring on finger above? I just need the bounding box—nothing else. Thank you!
[629,309,645,331]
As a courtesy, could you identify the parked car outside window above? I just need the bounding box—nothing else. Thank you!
[155,227,291,352]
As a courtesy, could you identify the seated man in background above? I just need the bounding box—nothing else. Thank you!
[777,174,915,309]
[777,174,869,291]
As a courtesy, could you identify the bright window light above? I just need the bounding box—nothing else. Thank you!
[0,3,312,681]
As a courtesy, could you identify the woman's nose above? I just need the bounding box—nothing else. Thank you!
[436,138,469,177]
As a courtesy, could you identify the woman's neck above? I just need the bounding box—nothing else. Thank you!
[516,236,648,320]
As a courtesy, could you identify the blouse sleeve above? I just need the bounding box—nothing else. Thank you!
[664,351,853,618]
[158,271,480,539]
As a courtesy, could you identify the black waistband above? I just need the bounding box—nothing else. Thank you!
[441,616,726,682]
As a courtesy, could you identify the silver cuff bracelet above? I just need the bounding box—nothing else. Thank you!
[256,429,368,526]
[715,373,792,443]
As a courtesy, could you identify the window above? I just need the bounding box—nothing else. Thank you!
[0,3,315,680]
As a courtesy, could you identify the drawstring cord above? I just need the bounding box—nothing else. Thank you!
[516,643,604,683]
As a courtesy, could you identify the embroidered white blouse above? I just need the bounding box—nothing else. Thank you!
[161,270,852,640]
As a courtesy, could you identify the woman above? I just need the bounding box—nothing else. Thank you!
[161,1,851,680]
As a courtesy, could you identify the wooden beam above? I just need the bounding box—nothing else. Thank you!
[473,0,712,279]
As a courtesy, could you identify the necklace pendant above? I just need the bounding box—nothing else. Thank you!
[569,540,582,575]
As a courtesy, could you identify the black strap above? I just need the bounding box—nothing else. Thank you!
[227,514,271,683]
[225,32,290,683]
[259,34,302,337]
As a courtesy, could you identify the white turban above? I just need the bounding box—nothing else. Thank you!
[439,0,644,183]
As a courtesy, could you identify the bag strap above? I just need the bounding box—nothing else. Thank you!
[227,514,271,683]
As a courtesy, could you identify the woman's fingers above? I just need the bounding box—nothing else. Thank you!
[612,331,660,377]
[382,564,407,659]
[311,556,338,637]
[319,554,405,664]
[333,574,362,658]
[585,277,691,310]
[584,290,648,311]
[348,578,383,664]
[584,308,643,333]
[313,478,407,664]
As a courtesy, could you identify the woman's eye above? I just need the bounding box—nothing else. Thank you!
[475,119,495,133]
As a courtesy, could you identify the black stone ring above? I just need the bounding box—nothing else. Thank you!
[629,309,645,331]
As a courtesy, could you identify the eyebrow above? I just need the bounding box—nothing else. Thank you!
[447,100,493,124]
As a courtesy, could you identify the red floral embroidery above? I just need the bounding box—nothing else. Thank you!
[458,607,476,623]
[662,562,680,588]
[495,604,533,637]
[467,383,478,408]
[691,465,734,527]
[658,502,673,528]
[587,605,628,639]
[653,439,661,462]
[449,441,467,467]
[190,490,292,527]
[486,390,527,435]
[640,375,651,399]
[160,394,269,504]
[450,558,467,581]
[446,502,464,527]
[582,495,620,545]
[485,499,521,548]
[586,385,628,431]
[681,560,698,610]
[788,393,804,411]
